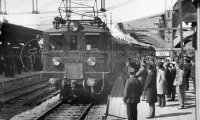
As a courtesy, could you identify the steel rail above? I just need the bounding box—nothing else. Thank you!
[0,78,48,95]
[31,90,60,106]
[34,94,73,120]
[23,90,59,106]
[78,103,92,120]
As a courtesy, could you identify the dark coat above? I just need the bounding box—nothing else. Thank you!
[123,76,142,103]
[168,68,176,92]
[144,70,157,103]
[136,67,148,85]
[164,67,171,85]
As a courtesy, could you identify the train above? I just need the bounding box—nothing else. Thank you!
[40,0,155,101]
[41,17,155,100]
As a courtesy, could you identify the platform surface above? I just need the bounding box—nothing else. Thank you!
[0,71,41,83]
[107,74,196,120]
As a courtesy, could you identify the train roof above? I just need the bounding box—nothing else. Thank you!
[110,24,155,48]
[44,24,108,33]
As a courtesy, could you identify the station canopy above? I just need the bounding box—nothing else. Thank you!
[117,13,166,48]
[109,24,154,48]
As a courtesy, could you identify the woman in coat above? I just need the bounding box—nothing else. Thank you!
[144,64,157,118]
[156,62,168,107]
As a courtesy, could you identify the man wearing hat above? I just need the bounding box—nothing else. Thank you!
[136,61,148,100]
[183,58,190,90]
[123,65,143,120]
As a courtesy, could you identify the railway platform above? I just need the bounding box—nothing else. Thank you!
[0,71,46,103]
[106,74,195,120]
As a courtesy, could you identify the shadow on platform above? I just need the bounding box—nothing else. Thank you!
[156,112,192,118]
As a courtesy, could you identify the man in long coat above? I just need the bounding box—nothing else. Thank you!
[123,66,143,120]
[144,64,157,118]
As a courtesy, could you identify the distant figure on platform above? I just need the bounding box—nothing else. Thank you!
[190,59,195,94]
[4,54,15,77]
[122,58,131,86]
[168,62,176,101]
[0,55,5,75]
[183,58,190,90]
[174,63,186,109]
[163,62,171,100]
[123,65,142,120]
[156,62,167,107]
[15,55,23,74]
[144,64,157,118]
[136,61,148,100]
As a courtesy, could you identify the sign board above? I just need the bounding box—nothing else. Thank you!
[165,29,173,48]
[165,9,173,48]
[156,51,170,56]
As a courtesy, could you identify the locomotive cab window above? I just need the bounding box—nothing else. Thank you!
[70,35,78,50]
[85,33,100,50]
[49,34,65,50]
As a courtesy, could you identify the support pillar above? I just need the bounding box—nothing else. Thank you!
[32,0,34,13]
[195,1,200,120]
[0,0,3,14]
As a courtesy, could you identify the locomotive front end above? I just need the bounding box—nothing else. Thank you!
[42,20,112,98]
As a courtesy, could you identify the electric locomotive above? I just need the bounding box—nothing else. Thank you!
[41,0,155,100]
[42,17,116,100]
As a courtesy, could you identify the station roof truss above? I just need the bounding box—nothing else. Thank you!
[0,21,43,46]
[0,21,43,36]
[119,13,166,48]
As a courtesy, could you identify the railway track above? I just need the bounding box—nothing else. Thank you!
[0,80,56,119]
[23,90,60,106]
[35,95,92,120]
[0,78,49,103]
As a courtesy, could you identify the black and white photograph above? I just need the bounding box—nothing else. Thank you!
[0,0,199,119]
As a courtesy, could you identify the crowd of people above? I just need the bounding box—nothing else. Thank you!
[122,56,195,120]
[0,53,23,77]
[0,53,43,78]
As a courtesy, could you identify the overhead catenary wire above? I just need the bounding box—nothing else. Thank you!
[6,0,29,12]
[106,0,133,11]
[39,0,60,11]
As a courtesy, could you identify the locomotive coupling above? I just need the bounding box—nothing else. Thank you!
[71,80,76,91]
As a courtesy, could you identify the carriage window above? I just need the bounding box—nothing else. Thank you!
[70,35,78,50]
[85,34,100,50]
[49,34,65,50]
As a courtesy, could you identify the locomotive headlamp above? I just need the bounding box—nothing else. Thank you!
[87,57,96,66]
[49,78,59,90]
[52,57,62,66]
[87,78,96,87]
[68,21,80,32]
